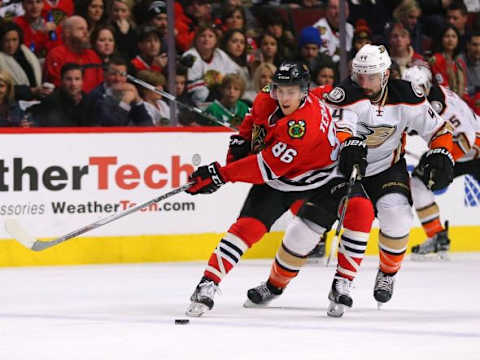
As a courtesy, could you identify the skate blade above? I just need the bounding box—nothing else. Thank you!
[185,302,209,317]
[327,301,345,318]
[306,257,326,265]
[243,299,272,308]
[410,252,450,262]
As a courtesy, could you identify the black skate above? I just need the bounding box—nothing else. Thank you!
[307,232,327,264]
[373,270,395,308]
[185,277,220,317]
[327,276,353,317]
[411,222,450,261]
[243,282,282,308]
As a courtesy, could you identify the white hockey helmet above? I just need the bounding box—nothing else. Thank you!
[351,44,392,75]
[402,65,432,94]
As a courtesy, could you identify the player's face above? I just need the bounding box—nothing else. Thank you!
[276,85,303,116]
[354,72,383,98]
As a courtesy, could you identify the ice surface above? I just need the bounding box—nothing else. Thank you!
[0,254,479,360]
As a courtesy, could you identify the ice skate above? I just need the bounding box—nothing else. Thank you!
[327,276,353,317]
[373,270,395,308]
[306,233,327,264]
[411,222,450,261]
[243,282,282,308]
[185,277,220,317]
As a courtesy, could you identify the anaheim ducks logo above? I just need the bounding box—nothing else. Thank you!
[357,122,397,148]
[287,120,306,139]
[251,124,267,153]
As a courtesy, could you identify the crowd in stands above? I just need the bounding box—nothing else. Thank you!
[0,0,479,127]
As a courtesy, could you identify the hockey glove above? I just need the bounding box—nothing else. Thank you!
[187,162,226,195]
[414,148,454,191]
[338,137,367,179]
[226,135,251,164]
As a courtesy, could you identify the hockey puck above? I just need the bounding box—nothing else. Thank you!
[175,319,190,325]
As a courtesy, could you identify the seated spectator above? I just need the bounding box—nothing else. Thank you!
[175,0,213,52]
[392,0,425,55]
[171,62,199,126]
[42,0,74,25]
[313,63,336,87]
[145,1,168,52]
[76,0,107,36]
[14,0,62,58]
[182,24,242,105]
[263,11,296,61]
[212,0,257,31]
[313,0,353,63]
[460,32,480,96]
[45,16,104,93]
[109,0,137,60]
[220,29,250,84]
[0,69,25,127]
[88,56,153,126]
[251,33,282,74]
[136,70,170,126]
[446,1,469,53]
[429,24,468,98]
[0,22,51,100]
[296,26,332,76]
[91,24,115,64]
[348,19,372,60]
[204,73,248,128]
[28,63,94,126]
[244,62,276,102]
[387,21,423,76]
[131,26,167,73]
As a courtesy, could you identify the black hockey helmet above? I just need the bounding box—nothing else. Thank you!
[271,61,310,99]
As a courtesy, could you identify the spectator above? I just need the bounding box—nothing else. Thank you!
[28,63,94,126]
[14,0,62,58]
[146,1,168,49]
[76,0,107,36]
[392,0,425,55]
[387,21,423,76]
[263,11,296,61]
[313,62,336,87]
[247,62,276,101]
[175,0,213,52]
[182,24,241,104]
[0,22,50,100]
[220,29,250,84]
[44,15,104,93]
[42,0,74,25]
[0,69,25,127]
[109,0,137,60]
[204,73,248,128]
[251,33,282,74]
[429,24,468,98]
[447,1,471,51]
[131,25,167,73]
[348,19,372,60]
[91,24,116,64]
[296,26,332,75]
[88,56,153,126]
[213,0,257,30]
[171,62,198,126]
[136,70,170,126]
[313,0,353,63]
[460,32,480,96]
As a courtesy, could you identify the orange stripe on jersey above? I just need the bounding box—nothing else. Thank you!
[337,131,352,143]
[430,122,454,152]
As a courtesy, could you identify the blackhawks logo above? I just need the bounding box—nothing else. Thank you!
[288,120,306,139]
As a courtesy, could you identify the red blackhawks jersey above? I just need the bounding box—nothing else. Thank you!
[220,88,340,191]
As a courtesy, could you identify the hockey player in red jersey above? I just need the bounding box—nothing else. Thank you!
[245,45,455,314]
[402,65,480,259]
[184,61,374,317]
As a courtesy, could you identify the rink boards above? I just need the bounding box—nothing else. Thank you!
[0,128,478,266]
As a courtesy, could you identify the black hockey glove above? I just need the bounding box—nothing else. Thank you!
[338,137,367,179]
[227,135,251,163]
[414,148,454,191]
[187,162,226,195]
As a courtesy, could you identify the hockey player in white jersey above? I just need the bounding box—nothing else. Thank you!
[322,45,454,306]
[244,44,454,314]
[403,65,480,259]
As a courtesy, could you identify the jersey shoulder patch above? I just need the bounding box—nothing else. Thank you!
[387,79,425,105]
[325,78,366,106]
[427,85,446,115]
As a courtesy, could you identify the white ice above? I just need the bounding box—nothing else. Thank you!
[0,254,479,360]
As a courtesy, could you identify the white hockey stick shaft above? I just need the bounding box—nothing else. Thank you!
[326,165,359,267]
[5,183,192,251]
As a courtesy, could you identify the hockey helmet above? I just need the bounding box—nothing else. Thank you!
[271,61,310,99]
[402,65,432,94]
[352,44,391,93]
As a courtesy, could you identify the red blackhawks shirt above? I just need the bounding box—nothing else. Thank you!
[219,88,340,191]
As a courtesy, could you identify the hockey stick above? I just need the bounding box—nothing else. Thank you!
[4,183,192,251]
[326,165,359,267]
[123,73,237,130]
